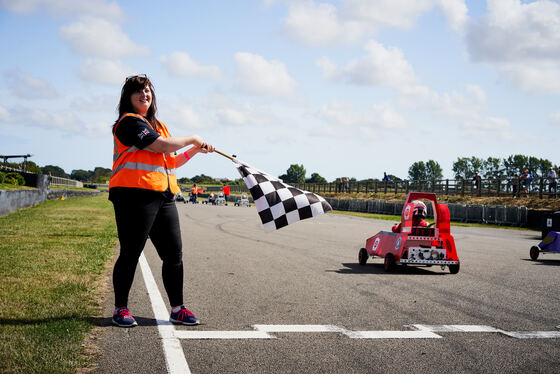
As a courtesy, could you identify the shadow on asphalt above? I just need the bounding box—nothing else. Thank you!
[0,316,161,327]
[522,258,560,266]
[329,263,447,275]
[98,316,160,327]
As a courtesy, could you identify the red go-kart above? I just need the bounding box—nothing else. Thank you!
[358,192,460,274]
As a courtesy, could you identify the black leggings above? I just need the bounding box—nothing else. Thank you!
[112,194,183,308]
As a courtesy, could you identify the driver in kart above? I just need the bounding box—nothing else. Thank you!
[392,200,428,233]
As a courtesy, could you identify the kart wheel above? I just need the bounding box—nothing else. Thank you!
[358,248,368,265]
[384,254,396,272]
[530,246,540,261]
[449,263,460,274]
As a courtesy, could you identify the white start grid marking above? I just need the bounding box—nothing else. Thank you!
[138,253,560,374]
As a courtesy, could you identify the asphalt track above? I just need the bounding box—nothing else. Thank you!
[96,203,560,374]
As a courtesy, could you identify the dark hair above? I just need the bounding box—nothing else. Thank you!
[113,74,159,131]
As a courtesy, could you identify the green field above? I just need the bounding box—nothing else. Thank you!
[0,194,117,373]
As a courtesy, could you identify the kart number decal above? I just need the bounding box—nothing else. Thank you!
[373,237,380,252]
[404,205,411,220]
[394,237,402,251]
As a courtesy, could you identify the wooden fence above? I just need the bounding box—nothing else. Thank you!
[291,178,559,199]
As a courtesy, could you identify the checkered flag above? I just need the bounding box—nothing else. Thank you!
[234,159,332,231]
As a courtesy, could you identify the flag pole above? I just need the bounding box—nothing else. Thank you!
[214,148,236,161]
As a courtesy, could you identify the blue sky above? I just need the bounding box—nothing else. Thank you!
[1,0,559,181]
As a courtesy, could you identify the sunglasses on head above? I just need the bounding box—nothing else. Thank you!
[126,74,147,81]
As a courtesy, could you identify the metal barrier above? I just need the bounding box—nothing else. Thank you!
[325,197,528,226]
[49,176,83,188]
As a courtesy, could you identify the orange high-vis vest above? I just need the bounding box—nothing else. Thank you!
[109,113,180,194]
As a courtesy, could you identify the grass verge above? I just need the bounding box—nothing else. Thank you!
[331,210,534,231]
[0,194,117,373]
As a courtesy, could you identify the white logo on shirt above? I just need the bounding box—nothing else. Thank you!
[138,129,149,140]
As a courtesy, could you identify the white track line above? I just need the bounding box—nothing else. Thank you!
[139,253,191,374]
[411,324,501,333]
[254,324,346,333]
[345,330,441,339]
[174,330,273,339]
[501,331,560,339]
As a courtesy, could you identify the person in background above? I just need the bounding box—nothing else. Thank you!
[109,74,214,328]
[472,171,482,192]
[547,167,557,197]
[521,170,533,198]
[190,183,198,203]
[383,172,391,182]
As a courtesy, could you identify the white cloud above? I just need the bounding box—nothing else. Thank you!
[318,40,417,88]
[549,111,560,126]
[72,95,117,112]
[4,69,58,99]
[0,105,110,137]
[234,52,296,97]
[319,38,508,138]
[159,51,221,80]
[166,104,208,130]
[0,105,11,121]
[400,84,487,119]
[283,0,467,46]
[0,0,124,21]
[460,116,512,140]
[59,17,150,59]
[313,101,408,139]
[283,1,364,46]
[216,108,247,126]
[466,0,560,93]
[343,0,467,32]
[77,59,132,85]
[499,62,560,95]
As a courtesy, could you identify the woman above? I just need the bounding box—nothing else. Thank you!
[109,74,214,327]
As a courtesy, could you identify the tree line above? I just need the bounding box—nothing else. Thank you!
[3,153,556,186]
[408,155,556,181]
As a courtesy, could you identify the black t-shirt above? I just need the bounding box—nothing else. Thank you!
[114,116,160,149]
[109,116,174,202]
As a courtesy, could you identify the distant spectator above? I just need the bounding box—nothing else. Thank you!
[383,172,391,182]
[191,184,198,203]
[222,184,230,202]
[547,167,557,196]
[344,177,350,192]
[472,172,482,192]
[521,170,533,198]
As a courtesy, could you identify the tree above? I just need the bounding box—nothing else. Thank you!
[482,157,502,179]
[71,169,92,182]
[42,165,69,178]
[452,156,483,180]
[279,164,306,183]
[91,167,111,183]
[191,174,215,184]
[22,161,41,174]
[469,156,484,176]
[178,177,192,185]
[525,157,550,177]
[425,160,443,180]
[503,154,528,177]
[305,172,326,183]
[408,161,427,181]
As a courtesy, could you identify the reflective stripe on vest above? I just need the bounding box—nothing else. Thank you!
[109,113,180,194]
